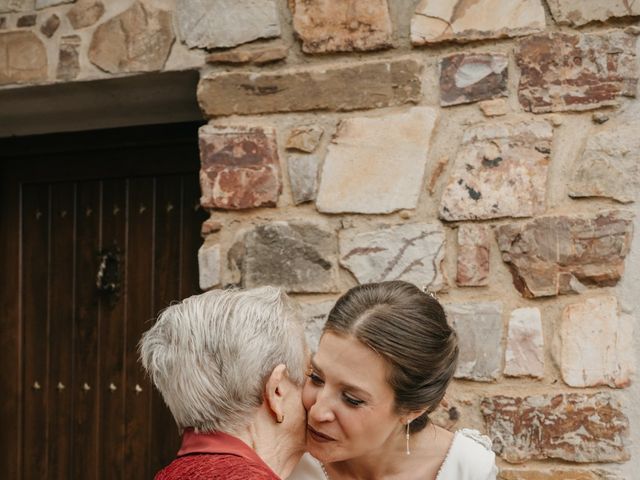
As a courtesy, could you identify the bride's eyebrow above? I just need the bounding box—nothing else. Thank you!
[310,358,372,400]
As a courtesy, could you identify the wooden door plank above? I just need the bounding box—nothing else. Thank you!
[47,182,76,479]
[21,183,51,478]
[123,178,154,480]
[180,174,207,300]
[98,179,128,480]
[0,171,22,478]
[148,175,183,475]
[73,180,102,479]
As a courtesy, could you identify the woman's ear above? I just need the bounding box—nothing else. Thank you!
[265,364,288,423]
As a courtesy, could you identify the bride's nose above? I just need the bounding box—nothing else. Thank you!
[308,388,336,423]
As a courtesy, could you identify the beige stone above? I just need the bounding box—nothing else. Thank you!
[0,0,33,12]
[0,31,47,86]
[291,0,392,53]
[445,302,503,381]
[547,0,640,26]
[89,2,174,74]
[482,393,629,462]
[569,106,640,204]
[559,296,634,388]
[67,0,104,30]
[504,307,544,378]
[205,42,288,65]
[316,107,437,214]
[288,154,320,205]
[479,98,507,117]
[500,468,620,479]
[439,120,552,221]
[339,222,445,290]
[35,0,70,8]
[198,58,423,117]
[456,224,490,287]
[495,210,634,298]
[286,125,323,153]
[176,0,280,49]
[411,0,545,45]
[198,243,221,290]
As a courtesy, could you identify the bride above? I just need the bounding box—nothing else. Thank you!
[289,281,497,480]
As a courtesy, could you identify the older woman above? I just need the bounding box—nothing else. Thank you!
[140,287,309,480]
[289,281,497,480]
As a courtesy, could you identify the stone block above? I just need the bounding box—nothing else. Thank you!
[67,0,104,30]
[547,0,640,26]
[176,0,280,49]
[17,13,36,27]
[495,210,634,298]
[0,0,32,13]
[439,120,552,221]
[205,42,288,65]
[440,53,508,106]
[286,125,323,153]
[40,14,59,37]
[199,125,281,210]
[479,99,508,117]
[0,17,5,29]
[299,300,334,351]
[504,307,544,378]
[0,31,47,86]
[339,222,445,290]
[197,58,423,117]
[89,2,174,74]
[517,32,638,113]
[239,221,339,293]
[198,243,221,290]
[291,0,392,53]
[481,393,629,463]
[456,224,490,287]
[57,34,80,81]
[500,468,621,480]
[445,302,503,381]
[411,0,545,45]
[559,296,634,388]
[569,107,640,204]
[316,107,437,214]
[288,154,320,205]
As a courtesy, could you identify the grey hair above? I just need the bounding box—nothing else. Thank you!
[139,286,307,434]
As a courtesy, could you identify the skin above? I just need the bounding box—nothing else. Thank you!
[303,332,454,480]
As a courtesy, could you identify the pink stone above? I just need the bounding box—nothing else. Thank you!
[456,224,490,286]
[199,125,281,210]
[504,307,544,378]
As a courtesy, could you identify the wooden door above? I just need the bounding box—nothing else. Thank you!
[0,123,207,479]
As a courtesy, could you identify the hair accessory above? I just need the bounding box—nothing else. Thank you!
[406,420,411,455]
[421,284,438,300]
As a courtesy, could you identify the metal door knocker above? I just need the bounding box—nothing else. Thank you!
[96,247,121,305]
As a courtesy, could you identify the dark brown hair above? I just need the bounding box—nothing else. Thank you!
[324,281,458,433]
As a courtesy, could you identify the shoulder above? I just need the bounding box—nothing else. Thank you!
[287,453,325,480]
[437,429,498,480]
[155,454,280,480]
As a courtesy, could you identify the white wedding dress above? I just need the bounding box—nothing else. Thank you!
[287,429,497,480]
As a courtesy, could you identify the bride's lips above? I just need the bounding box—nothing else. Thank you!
[307,425,336,443]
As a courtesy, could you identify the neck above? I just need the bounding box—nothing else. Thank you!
[235,407,303,479]
[325,423,437,480]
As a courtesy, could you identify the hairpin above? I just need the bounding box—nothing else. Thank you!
[421,284,438,300]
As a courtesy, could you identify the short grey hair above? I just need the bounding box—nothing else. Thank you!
[139,287,307,434]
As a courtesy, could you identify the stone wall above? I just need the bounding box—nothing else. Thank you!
[2,0,639,478]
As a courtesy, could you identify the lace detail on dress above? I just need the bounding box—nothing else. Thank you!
[459,428,493,451]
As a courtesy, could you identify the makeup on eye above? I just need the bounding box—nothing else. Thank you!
[306,361,369,407]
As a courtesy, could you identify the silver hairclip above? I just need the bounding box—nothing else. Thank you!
[422,285,438,300]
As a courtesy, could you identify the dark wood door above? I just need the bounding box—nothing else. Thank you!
[0,123,207,479]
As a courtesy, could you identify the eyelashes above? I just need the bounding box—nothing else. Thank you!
[306,370,366,408]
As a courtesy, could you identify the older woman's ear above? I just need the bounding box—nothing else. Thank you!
[265,363,289,424]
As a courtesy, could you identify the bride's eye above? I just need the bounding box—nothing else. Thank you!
[343,393,365,407]
[307,371,324,386]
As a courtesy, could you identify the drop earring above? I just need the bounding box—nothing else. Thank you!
[405,420,411,455]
